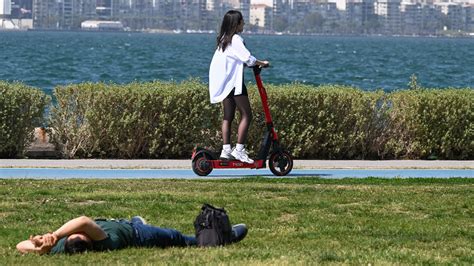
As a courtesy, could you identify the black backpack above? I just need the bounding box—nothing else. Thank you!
[194,203,232,247]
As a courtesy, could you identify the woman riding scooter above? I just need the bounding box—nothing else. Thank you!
[208,10,270,164]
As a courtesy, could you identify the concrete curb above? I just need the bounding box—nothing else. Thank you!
[1,159,473,170]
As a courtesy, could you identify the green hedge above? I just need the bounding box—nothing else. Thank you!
[48,81,473,159]
[49,80,221,159]
[381,89,473,159]
[0,81,50,158]
[247,84,384,159]
[1,79,471,159]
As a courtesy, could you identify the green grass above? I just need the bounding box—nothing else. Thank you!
[1,177,473,264]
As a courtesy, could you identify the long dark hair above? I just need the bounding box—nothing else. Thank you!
[217,10,243,52]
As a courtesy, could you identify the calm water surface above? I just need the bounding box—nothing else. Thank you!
[0,31,473,93]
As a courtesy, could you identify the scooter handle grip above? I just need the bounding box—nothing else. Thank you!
[252,65,269,75]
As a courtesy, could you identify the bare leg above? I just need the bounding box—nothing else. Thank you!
[222,97,236,145]
[234,95,252,144]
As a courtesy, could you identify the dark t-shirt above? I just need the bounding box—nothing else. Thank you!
[50,219,134,254]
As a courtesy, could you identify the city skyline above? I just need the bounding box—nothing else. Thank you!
[0,0,473,35]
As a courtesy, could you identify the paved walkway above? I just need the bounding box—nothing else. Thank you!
[2,168,473,179]
[1,159,473,169]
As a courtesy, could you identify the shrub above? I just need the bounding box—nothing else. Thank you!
[0,81,50,158]
[50,80,221,158]
[49,80,473,159]
[380,88,473,159]
[246,84,384,159]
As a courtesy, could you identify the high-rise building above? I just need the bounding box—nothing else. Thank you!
[33,0,96,29]
[8,0,33,19]
[1,0,12,15]
[33,0,57,28]
[401,1,422,34]
[271,0,288,31]
[463,4,473,31]
[250,3,271,28]
[222,0,239,8]
[240,0,250,22]
[361,0,376,30]
[420,4,440,34]
[253,0,273,5]
[273,0,283,14]
[205,0,216,11]
[375,0,402,33]
[435,2,463,30]
[96,0,111,17]
[61,0,75,28]
[346,0,364,32]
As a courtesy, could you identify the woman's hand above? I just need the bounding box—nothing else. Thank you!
[257,60,270,68]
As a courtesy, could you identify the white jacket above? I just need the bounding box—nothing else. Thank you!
[208,34,257,104]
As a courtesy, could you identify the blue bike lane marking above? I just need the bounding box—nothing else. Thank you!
[0,168,472,179]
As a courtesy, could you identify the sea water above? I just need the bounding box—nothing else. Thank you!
[1,31,473,93]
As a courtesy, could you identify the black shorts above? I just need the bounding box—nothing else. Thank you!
[225,83,248,99]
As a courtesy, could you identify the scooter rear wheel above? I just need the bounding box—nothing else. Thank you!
[269,150,293,176]
[192,153,213,176]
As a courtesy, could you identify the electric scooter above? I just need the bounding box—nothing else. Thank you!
[191,66,293,176]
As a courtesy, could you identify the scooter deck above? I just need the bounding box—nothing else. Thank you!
[210,159,265,169]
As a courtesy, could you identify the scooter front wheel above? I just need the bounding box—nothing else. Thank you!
[269,150,293,176]
[192,153,213,176]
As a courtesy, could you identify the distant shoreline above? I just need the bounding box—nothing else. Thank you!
[0,28,473,38]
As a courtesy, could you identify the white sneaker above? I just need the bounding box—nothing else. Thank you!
[220,149,233,160]
[231,148,254,164]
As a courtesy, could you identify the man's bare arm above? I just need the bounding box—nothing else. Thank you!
[17,216,107,254]
[52,216,107,241]
[16,237,51,255]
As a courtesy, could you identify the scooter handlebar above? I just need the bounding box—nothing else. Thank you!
[252,65,269,75]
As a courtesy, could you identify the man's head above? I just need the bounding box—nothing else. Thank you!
[64,233,92,254]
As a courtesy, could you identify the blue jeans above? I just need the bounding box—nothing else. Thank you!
[130,217,196,248]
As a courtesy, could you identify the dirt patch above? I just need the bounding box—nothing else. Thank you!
[0,212,13,218]
[72,200,106,206]
[277,213,297,223]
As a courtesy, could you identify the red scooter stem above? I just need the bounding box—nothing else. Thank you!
[254,69,279,141]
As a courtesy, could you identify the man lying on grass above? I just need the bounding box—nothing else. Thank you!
[17,215,248,255]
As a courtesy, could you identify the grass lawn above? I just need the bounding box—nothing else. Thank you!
[1,177,473,264]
